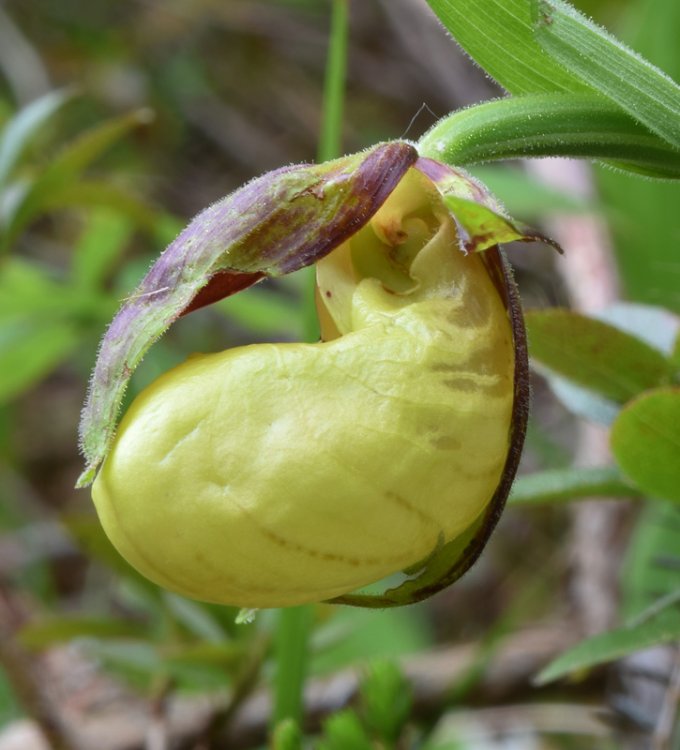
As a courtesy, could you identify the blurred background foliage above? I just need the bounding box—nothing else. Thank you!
[0,0,678,748]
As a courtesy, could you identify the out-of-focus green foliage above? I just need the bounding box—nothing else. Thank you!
[596,0,680,312]
[0,0,679,747]
[611,388,680,502]
[526,308,676,403]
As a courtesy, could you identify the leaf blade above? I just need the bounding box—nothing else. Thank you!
[509,466,638,506]
[418,93,680,179]
[535,609,680,684]
[0,88,73,188]
[610,387,680,503]
[0,319,79,402]
[424,0,590,94]
[533,0,680,150]
[526,309,674,404]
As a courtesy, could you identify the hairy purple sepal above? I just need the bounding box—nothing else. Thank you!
[77,142,417,487]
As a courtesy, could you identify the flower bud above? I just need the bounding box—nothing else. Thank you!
[79,143,550,608]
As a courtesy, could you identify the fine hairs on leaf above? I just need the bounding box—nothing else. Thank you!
[422,0,680,180]
[418,93,680,180]
[532,0,680,150]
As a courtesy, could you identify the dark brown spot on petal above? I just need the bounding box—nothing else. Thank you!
[429,435,462,451]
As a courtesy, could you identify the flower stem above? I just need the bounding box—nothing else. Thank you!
[272,0,350,732]
[272,604,315,727]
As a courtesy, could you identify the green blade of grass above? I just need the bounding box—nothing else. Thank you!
[535,609,680,685]
[318,0,348,164]
[0,88,73,188]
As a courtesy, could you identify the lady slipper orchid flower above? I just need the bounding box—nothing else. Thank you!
[78,141,555,608]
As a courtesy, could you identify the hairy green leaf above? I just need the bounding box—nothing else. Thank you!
[419,94,680,179]
[424,0,590,94]
[533,0,680,150]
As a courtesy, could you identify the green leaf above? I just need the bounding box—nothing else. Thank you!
[0,258,69,317]
[38,108,153,185]
[163,641,240,668]
[318,710,374,750]
[535,608,680,684]
[273,606,313,728]
[0,258,111,327]
[72,210,135,289]
[84,640,165,684]
[526,309,674,404]
[628,587,680,628]
[672,332,680,373]
[419,93,680,179]
[19,616,145,649]
[594,0,680,314]
[0,668,22,726]
[422,1,680,178]
[597,302,680,357]
[38,181,157,233]
[610,387,680,503]
[622,502,680,619]
[533,0,680,150]
[0,319,78,402]
[0,88,73,188]
[509,466,638,506]
[272,719,303,750]
[216,285,304,337]
[162,593,227,643]
[310,608,428,675]
[360,661,412,744]
[3,108,153,245]
[543,377,619,426]
[424,0,591,94]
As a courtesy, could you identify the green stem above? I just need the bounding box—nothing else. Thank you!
[273,0,350,733]
[273,604,315,727]
[418,93,680,180]
[299,0,349,343]
[318,0,349,163]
